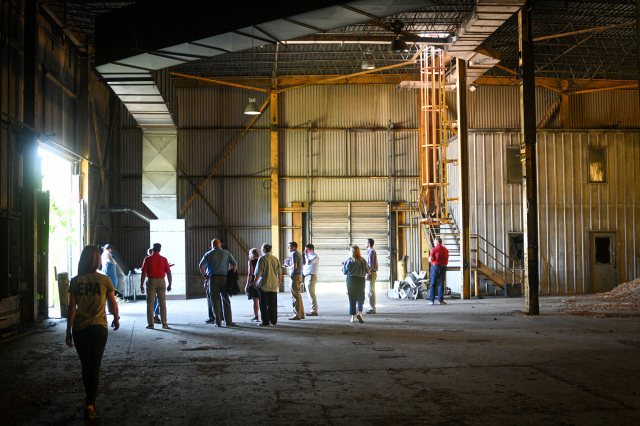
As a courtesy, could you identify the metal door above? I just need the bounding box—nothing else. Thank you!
[310,202,389,283]
[589,232,618,294]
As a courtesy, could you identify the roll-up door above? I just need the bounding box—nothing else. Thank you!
[311,202,389,283]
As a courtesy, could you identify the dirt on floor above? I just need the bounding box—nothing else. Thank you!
[559,279,640,318]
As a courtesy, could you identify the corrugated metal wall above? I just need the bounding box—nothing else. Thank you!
[449,130,640,294]
[446,86,639,130]
[170,85,420,295]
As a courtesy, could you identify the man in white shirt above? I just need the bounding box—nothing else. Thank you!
[303,244,320,316]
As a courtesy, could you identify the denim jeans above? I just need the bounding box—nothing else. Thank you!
[429,264,447,303]
[346,276,365,315]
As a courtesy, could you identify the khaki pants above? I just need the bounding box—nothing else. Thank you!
[305,274,318,314]
[290,275,305,319]
[146,278,167,326]
[366,272,377,311]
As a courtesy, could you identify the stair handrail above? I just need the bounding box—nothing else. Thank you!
[470,234,523,285]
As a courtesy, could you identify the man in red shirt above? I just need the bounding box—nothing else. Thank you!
[428,236,449,305]
[141,243,172,329]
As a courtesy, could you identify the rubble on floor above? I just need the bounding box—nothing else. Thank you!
[592,278,640,302]
[387,270,451,300]
[559,279,640,317]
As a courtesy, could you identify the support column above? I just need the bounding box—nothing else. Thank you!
[21,0,39,322]
[519,0,540,315]
[560,80,570,129]
[456,58,471,300]
[637,0,640,113]
[270,91,280,265]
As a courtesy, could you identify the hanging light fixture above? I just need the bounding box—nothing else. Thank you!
[244,97,261,115]
[389,20,410,53]
[361,48,376,70]
[244,26,261,115]
[361,60,376,70]
[389,37,410,53]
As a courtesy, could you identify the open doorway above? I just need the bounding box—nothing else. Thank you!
[38,147,80,318]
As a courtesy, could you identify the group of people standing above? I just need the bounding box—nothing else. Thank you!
[197,238,379,327]
[63,235,447,420]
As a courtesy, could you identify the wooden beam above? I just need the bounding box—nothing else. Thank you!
[178,165,248,254]
[537,93,562,128]
[519,1,540,315]
[456,58,471,301]
[178,98,270,217]
[88,85,111,236]
[270,91,280,267]
[291,202,303,248]
[170,72,270,92]
[279,206,308,213]
[533,21,636,42]
[276,60,417,94]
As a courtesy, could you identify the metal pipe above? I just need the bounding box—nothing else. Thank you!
[307,120,311,244]
[101,207,153,223]
[387,119,393,282]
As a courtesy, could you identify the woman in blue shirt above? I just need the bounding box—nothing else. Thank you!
[342,245,369,323]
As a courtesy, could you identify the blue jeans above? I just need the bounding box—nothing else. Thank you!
[346,276,365,315]
[429,264,447,303]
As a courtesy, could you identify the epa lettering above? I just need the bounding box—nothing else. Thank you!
[76,283,102,296]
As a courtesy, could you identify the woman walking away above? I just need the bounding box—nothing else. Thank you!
[342,245,369,323]
[66,245,120,420]
[245,248,261,321]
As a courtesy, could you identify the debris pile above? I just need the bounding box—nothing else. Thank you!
[592,278,640,302]
[387,270,451,300]
[559,279,640,318]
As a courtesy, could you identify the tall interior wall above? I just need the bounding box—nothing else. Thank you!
[1,1,114,327]
[446,85,640,295]
[116,84,420,298]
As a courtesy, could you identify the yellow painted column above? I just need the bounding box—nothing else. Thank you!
[270,91,280,263]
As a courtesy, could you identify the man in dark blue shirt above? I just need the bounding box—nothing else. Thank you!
[284,241,305,320]
[199,238,237,327]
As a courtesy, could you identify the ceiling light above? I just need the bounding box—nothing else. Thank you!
[389,37,409,53]
[361,60,376,70]
[244,97,261,115]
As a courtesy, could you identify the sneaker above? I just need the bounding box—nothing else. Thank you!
[225,322,237,327]
[258,323,271,327]
[204,319,216,324]
[439,301,447,305]
[350,317,356,323]
[162,324,170,329]
[365,309,376,314]
[154,316,161,324]
[288,316,301,321]
[84,408,99,420]
[357,313,364,324]
[145,325,154,329]
[250,316,260,322]
[306,312,318,316]
[427,301,434,305]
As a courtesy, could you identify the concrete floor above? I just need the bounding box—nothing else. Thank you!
[1,290,639,426]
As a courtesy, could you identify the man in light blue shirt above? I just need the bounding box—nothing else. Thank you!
[302,244,320,316]
[199,238,237,327]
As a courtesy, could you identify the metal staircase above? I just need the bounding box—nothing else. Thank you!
[414,47,522,296]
